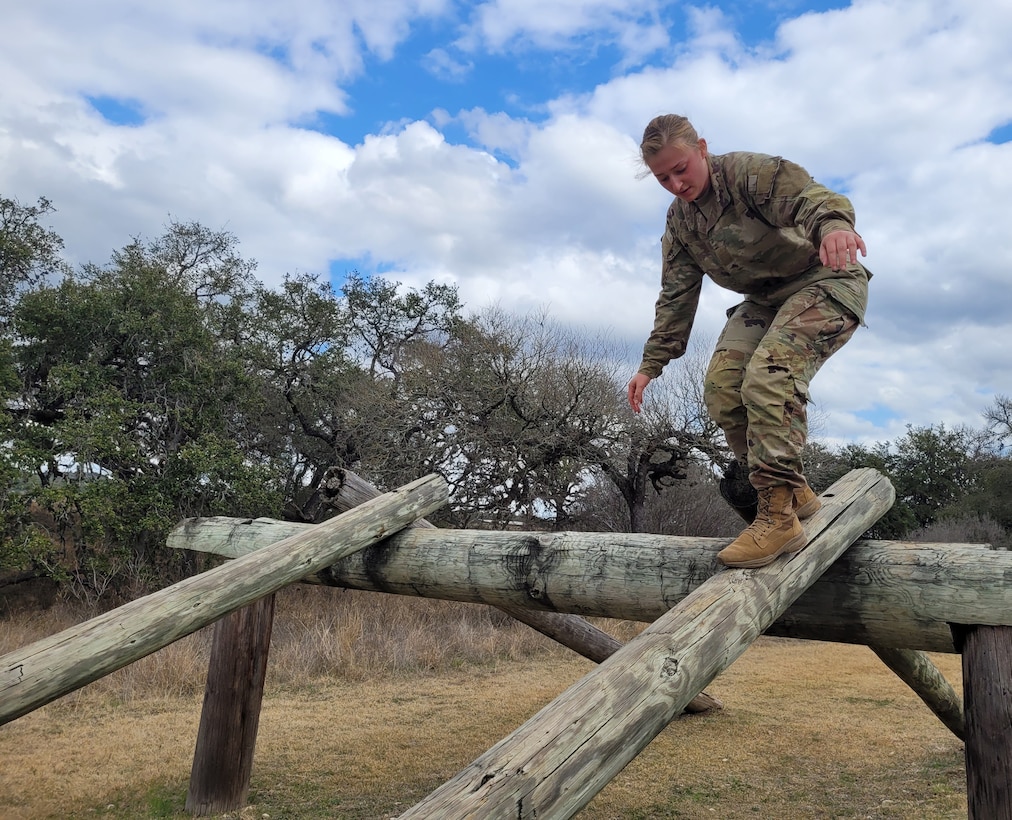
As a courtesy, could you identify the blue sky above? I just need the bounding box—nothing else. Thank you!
[2,0,1012,446]
[317,1,851,150]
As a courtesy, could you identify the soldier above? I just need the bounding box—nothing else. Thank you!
[627,114,870,568]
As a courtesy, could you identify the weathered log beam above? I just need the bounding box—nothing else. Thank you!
[0,474,448,726]
[322,468,721,713]
[324,469,636,663]
[397,467,894,818]
[169,518,1007,656]
[869,646,965,739]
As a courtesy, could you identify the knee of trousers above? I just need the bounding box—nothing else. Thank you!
[740,363,808,432]
[704,362,747,428]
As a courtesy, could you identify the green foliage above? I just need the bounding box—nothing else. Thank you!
[884,424,976,528]
[244,272,368,497]
[943,457,1012,533]
[0,219,283,600]
[343,271,462,378]
[801,425,989,539]
[0,196,68,324]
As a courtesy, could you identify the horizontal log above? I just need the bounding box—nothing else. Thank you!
[170,513,1005,656]
[0,475,448,726]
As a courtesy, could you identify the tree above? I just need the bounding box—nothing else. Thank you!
[886,424,976,529]
[342,272,462,379]
[0,196,68,325]
[596,343,727,533]
[0,222,280,601]
[810,425,980,539]
[940,399,1012,533]
[983,394,1012,450]
[242,272,374,514]
[389,307,626,529]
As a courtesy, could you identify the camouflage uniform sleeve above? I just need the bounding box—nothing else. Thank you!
[637,225,704,378]
[745,156,858,248]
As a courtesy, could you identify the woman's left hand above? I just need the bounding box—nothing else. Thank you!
[820,230,867,270]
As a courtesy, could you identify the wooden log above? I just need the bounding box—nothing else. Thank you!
[168,526,1008,656]
[0,474,447,726]
[397,467,894,818]
[959,625,1012,819]
[186,594,275,815]
[870,645,964,740]
[321,468,721,713]
[325,470,621,661]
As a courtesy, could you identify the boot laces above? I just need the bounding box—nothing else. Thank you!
[746,490,777,537]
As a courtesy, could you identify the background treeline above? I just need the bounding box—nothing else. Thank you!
[1,195,1010,609]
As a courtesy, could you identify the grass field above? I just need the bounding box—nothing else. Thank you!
[0,587,967,819]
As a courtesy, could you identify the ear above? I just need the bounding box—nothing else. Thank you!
[698,138,708,157]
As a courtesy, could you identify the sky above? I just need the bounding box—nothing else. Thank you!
[2,0,1011,449]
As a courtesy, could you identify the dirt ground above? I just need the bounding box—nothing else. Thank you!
[0,637,966,819]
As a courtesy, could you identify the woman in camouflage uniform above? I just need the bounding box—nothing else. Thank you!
[627,114,869,568]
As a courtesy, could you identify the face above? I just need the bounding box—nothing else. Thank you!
[645,139,710,202]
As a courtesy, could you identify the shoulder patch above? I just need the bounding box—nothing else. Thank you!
[747,157,782,203]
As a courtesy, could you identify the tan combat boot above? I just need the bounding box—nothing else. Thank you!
[794,483,821,519]
[717,485,807,568]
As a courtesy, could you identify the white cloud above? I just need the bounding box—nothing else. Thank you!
[2,0,1011,445]
[460,0,670,59]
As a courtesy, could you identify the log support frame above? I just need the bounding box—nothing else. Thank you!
[6,468,1011,818]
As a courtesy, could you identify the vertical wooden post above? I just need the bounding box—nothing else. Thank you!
[186,594,276,816]
[960,624,1012,820]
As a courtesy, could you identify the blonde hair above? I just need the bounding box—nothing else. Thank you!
[639,114,700,164]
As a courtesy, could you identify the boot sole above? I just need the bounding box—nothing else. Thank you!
[718,531,809,569]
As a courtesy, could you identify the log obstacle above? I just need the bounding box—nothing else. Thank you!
[312,468,720,711]
[395,467,894,817]
[0,474,448,726]
[6,466,1004,816]
[171,468,998,816]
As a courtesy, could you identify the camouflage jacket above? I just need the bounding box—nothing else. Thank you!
[637,151,870,379]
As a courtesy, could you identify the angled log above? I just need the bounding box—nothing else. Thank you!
[320,468,721,713]
[397,467,894,819]
[0,474,447,726]
[870,645,965,740]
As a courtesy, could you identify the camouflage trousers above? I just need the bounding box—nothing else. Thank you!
[703,284,860,490]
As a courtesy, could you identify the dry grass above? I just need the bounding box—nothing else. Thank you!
[0,587,967,819]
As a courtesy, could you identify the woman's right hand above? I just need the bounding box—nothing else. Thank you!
[627,372,652,414]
